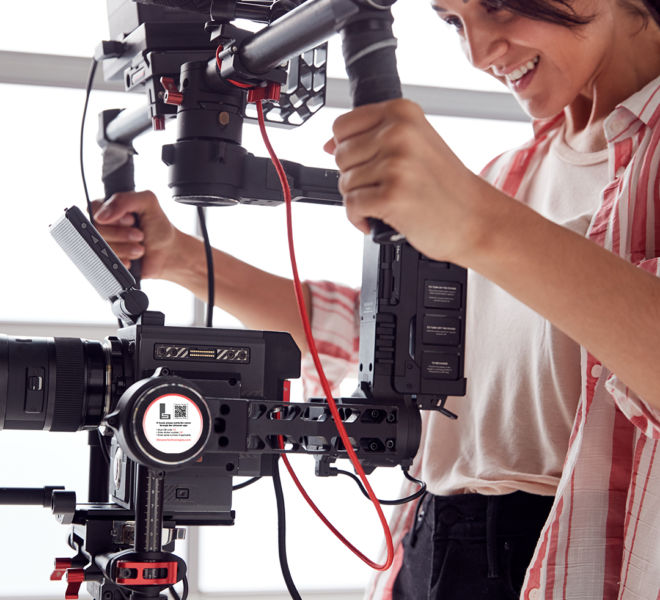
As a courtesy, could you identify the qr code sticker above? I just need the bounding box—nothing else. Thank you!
[174,404,188,419]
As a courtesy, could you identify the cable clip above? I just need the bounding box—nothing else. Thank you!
[248,83,281,104]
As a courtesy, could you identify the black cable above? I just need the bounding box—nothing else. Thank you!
[335,467,427,506]
[196,206,215,327]
[232,476,262,491]
[271,456,302,600]
[117,586,130,600]
[96,430,111,465]
[81,58,98,225]
[169,583,182,600]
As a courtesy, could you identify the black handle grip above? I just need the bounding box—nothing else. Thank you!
[340,6,403,244]
[101,141,142,285]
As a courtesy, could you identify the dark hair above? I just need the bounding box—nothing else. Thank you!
[496,0,595,27]
[642,0,660,24]
[499,0,655,27]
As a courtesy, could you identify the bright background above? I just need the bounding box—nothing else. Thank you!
[0,1,532,597]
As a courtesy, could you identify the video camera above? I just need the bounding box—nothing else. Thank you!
[0,1,468,598]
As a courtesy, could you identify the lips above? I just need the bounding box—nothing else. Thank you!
[504,56,540,92]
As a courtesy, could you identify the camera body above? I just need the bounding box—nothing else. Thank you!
[106,314,300,525]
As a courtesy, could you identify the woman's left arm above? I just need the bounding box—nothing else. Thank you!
[328,99,660,410]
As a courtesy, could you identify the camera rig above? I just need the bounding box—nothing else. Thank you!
[0,1,467,598]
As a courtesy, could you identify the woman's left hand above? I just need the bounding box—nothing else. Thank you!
[325,98,488,265]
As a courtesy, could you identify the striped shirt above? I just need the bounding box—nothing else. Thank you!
[303,74,660,599]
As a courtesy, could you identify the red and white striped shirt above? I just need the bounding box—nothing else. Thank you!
[303,74,660,599]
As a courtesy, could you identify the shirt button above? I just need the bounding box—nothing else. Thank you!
[528,589,541,600]
[591,363,603,378]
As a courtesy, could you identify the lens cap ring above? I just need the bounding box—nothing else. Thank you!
[113,374,212,470]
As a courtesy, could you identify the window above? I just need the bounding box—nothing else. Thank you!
[0,83,197,325]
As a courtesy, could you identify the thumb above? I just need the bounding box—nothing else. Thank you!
[94,191,155,224]
[323,137,337,155]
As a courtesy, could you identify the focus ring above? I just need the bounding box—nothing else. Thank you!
[51,338,85,432]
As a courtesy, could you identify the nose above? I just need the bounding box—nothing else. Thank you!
[462,22,508,72]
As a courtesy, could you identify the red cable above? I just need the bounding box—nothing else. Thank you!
[216,45,253,89]
[255,100,394,572]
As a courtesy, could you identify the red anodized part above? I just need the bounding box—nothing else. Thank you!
[247,82,281,104]
[159,77,184,106]
[51,558,85,599]
[64,569,85,600]
[116,560,178,586]
[50,557,72,581]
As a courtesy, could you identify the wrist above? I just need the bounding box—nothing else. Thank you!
[159,229,206,285]
[446,173,507,268]
[459,175,541,275]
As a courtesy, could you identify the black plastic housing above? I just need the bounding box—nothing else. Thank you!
[358,240,467,409]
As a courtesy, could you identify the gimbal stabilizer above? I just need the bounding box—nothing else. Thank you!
[0,1,467,598]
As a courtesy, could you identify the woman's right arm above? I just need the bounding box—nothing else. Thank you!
[93,190,311,354]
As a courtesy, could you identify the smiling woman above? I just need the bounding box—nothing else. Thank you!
[323,1,660,600]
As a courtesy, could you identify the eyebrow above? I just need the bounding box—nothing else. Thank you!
[431,5,447,13]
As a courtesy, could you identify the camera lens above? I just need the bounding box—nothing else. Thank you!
[0,334,107,431]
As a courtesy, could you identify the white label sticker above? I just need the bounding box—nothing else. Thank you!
[143,394,204,455]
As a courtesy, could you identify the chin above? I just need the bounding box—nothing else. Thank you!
[518,97,567,122]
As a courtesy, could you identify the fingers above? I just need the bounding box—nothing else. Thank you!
[324,100,402,157]
[323,137,336,155]
[343,186,390,236]
[93,222,145,264]
[94,190,158,224]
[97,223,144,243]
[338,156,391,196]
[108,241,145,264]
[331,102,388,144]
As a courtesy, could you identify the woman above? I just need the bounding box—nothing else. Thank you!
[94,0,660,597]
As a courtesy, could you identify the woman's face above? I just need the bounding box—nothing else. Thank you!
[430,0,619,119]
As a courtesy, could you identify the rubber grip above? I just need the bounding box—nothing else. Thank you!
[341,8,403,244]
[101,149,142,284]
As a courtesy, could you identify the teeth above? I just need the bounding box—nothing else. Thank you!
[507,56,540,82]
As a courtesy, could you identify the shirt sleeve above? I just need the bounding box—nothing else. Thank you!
[605,257,660,439]
[301,281,360,399]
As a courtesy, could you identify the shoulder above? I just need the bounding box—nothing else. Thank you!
[479,114,564,191]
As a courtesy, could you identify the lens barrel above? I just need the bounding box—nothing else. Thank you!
[0,335,107,431]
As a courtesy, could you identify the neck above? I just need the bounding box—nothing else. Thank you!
[564,17,660,153]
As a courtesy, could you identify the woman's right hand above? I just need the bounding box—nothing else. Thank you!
[92,190,179,280]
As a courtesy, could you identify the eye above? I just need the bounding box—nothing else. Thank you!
[442,15,464,31]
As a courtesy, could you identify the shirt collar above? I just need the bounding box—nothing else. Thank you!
[528,74,660,144]
[604,73,660,143]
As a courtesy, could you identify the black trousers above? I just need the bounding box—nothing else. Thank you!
[392,491,554,600]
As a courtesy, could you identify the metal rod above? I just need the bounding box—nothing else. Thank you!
[104,106,153,145]
[0,487,62,506]
[238,0,360,73]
